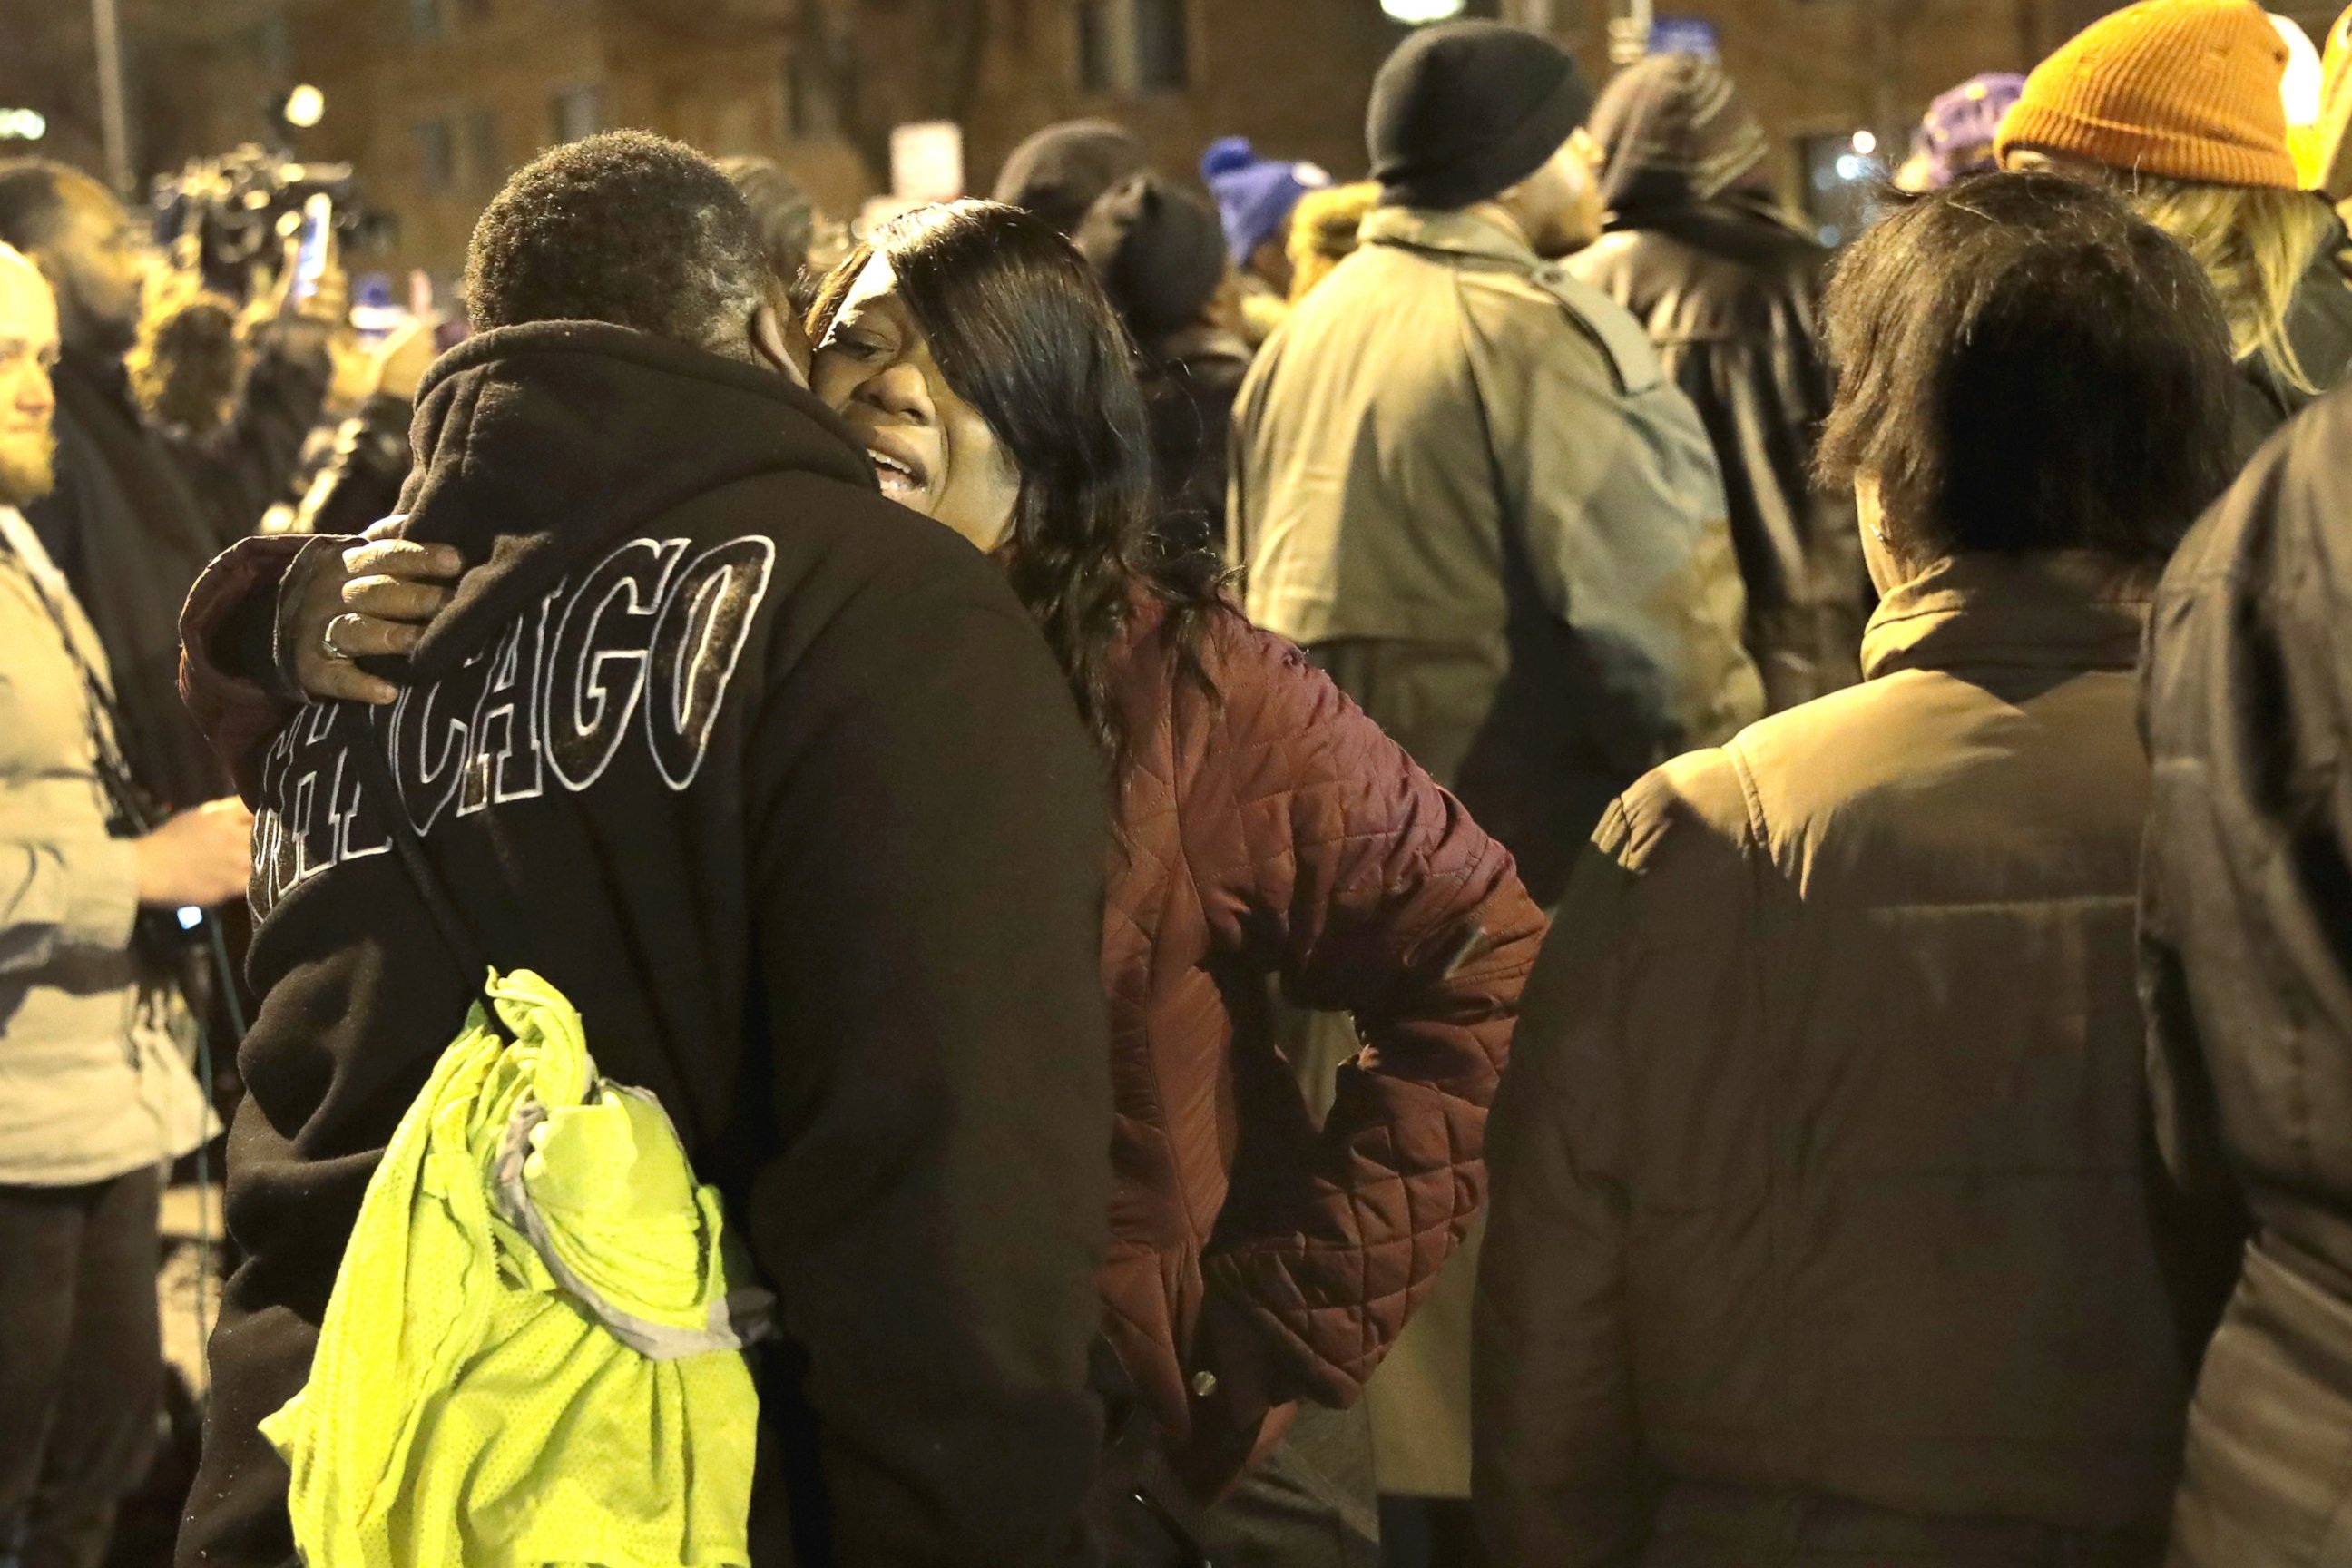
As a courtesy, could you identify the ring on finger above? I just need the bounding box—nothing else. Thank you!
[319,614,358,662]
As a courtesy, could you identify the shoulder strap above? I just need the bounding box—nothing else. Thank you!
[1524,260,1666,397]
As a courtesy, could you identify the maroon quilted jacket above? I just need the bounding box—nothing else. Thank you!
[1100,597,1543,1479]
[179,561,1543,1491]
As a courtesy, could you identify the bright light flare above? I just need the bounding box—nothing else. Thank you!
[283,83,326,130]
[2275,15,2323,128]
[1382,0,1466,21]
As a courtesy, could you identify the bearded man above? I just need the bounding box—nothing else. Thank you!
[0,241,251,1568]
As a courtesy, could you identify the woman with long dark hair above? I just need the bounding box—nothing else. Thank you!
[802,200,1544,1564]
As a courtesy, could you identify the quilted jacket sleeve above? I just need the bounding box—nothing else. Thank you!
[1189,620,1544,1411]
[176,534,319,804]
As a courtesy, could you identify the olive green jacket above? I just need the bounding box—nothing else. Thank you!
[1231,206,1762,906]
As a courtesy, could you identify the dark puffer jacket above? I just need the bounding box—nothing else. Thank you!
[1569,197,1867,713]
[2142,384,2352,1568]
[1099,600,1544,1487]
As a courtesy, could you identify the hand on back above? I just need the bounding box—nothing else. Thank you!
[280,516,467,706]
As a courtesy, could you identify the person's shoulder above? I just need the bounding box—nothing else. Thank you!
[1146,601,1357,760]
[669,469,1045,663]
[1609,743,1757,871]
[1461,257,1663,395]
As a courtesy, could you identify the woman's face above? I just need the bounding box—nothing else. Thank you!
[811,254,1023,553]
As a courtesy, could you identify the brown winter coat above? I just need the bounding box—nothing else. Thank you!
[1101,599,1543,1483]
[1475,554,2200,1567]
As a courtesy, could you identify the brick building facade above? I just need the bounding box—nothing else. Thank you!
[30,0,2350,282]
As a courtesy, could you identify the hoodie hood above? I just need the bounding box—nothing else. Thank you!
[1589,52,1772,219]
[393,320,875,681]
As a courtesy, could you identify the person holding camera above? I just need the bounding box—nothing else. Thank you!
[0,157,343,812]
[0,241,249,1568]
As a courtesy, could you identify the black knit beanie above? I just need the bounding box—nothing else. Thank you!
[1073,172,1229,341]
[1367,22,1596,211]
[991,119,1150,237]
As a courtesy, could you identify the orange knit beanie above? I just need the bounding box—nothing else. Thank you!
[1996,0,2298,188]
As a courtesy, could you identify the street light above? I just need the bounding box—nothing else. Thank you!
[1381,0,1466,21]
[0,110,45,142]
[283,83,326,131]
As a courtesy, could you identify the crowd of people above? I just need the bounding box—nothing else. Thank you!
[8,1,2352,1565]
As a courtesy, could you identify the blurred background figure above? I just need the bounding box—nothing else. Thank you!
[1201,136,1330,344]
[992,117,1149,237]
[0,158,338,810]
[717,154,820,299]
[1572,52,1867,711]
[1894,73,2027,191]
[2302,5,2352,191]
[1287,181,1379,302]
[1998,0,2352,457]
[1075,170,1250,561]
[0,238,246,1568]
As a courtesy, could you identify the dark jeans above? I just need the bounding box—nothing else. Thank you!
[1104,1401,1381,1568]
[0,1167,162,1568]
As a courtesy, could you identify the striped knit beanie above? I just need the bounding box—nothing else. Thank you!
[1996,0,2298,189]
[1588,53,1771,214]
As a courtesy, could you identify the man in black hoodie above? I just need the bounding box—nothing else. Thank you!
[174,132,1113,1567]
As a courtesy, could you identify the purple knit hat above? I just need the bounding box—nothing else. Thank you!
[1201,137,1331,264]
[1916,74,2028,188]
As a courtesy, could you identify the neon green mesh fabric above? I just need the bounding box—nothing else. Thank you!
[260,968,758,1568]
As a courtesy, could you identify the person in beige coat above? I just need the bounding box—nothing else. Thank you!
[1230,28,1759,1549]
[0,244,246,1568]
[1475,172,2246,1568]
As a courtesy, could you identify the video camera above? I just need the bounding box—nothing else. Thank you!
[150,144,389,302]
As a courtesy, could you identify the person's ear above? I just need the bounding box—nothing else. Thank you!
[749,299,809,390]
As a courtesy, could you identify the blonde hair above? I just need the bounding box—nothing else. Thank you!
[1287,181,1379,301]
[2108,172,2328,393]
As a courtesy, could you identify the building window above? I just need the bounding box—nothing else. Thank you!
[783,51,839,140]
[408,0,443,38]
[1134,0,1188,90]
[463,107,499,189]
[549,84,605,144]
[415,117,456,193]
[250,14,291,79]
[1076,0,1117,94]
[1076,0,1189,95]
[1798,132,1885,250]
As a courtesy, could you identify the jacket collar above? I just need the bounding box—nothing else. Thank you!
[1862,551,2155,682]
[1359,206,1539,269]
